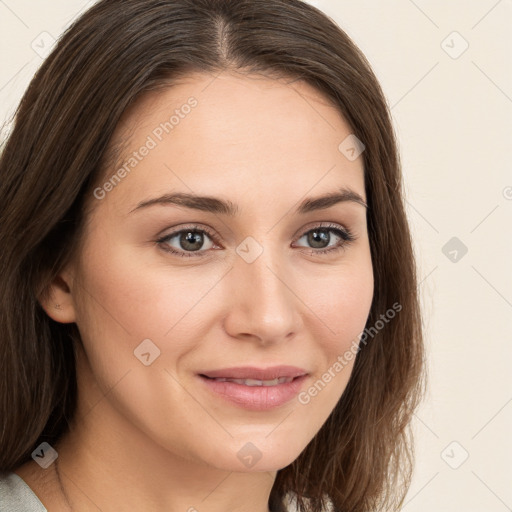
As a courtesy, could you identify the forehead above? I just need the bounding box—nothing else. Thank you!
[95,70,366,215]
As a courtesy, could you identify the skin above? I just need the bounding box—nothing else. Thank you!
[16,70,374,511]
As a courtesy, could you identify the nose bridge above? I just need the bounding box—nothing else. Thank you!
[224,236,299,342]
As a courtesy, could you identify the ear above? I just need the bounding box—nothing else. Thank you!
[37,268,77,324]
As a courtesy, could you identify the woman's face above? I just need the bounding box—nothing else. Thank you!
[56,71,374,472]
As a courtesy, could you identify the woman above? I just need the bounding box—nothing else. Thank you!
[0,0,425,510]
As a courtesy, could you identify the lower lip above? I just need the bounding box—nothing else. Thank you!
[198,375,308,411]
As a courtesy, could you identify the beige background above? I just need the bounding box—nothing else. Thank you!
[1,1,511,510]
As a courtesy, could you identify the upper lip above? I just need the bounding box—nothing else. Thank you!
[199,365,308,380]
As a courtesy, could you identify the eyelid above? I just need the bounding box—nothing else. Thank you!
[291,220,352,241]
[156,223,221,246]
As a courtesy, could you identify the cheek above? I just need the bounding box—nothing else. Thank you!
[74,239,184,340]
[302,257,374,353]
[70,235,167,386]
[292,263,373,420]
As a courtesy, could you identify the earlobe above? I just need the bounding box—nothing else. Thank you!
[37,273,77,324]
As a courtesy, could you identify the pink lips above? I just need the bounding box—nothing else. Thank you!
[200,365,308,380]
[198,365,309,411]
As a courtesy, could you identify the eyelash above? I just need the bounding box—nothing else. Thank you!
[156,223,356,259]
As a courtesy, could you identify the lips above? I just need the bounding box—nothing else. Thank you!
[205,376,294,386]
[198,368,309,411]
[199,365,308,381]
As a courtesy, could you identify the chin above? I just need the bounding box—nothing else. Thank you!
[205,435,308,473]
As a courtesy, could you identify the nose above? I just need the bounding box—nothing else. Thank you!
[222,242,302,346]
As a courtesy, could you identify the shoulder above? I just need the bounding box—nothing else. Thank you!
[0,471,47,512]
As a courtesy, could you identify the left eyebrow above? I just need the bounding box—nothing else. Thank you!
[128,187,368,216]
[296,188,368,213]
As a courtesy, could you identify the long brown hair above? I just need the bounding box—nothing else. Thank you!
[0,1,426,510]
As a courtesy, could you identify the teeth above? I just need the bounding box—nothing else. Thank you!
[212,376,294,386]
